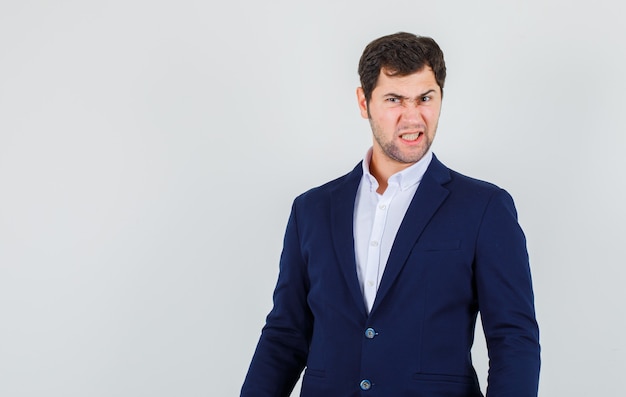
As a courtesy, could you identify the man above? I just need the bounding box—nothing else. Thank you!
[241,32,540,397]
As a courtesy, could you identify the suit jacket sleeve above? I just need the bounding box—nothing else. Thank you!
[241,199,312,397]
[475,188,541,396]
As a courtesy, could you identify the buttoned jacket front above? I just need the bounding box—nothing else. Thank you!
[241,155,540,397]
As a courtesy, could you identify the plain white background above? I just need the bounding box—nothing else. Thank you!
[1,1,624,396]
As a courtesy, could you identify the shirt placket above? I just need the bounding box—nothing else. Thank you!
[363,185,397,313]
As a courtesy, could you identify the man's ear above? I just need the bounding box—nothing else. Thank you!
[356,87,369,119]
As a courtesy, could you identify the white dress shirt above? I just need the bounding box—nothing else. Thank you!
[353,149,433,314]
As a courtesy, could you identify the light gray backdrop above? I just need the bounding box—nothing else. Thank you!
[1,1,624,396]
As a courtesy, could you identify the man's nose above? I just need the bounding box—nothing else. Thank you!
[401,100,423,121]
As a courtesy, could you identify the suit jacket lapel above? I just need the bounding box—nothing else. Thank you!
[371,155,452,314]
[330,163,367,317]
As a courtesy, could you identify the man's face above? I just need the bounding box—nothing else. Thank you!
[357,67,442,171]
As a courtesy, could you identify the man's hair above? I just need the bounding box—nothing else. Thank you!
[358,32,447,102]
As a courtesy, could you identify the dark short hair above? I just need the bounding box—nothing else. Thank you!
[358,32,447,102]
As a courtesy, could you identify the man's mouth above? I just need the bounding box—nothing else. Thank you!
[400,132,422,141]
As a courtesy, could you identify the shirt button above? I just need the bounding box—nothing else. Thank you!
[365,328,376,339]
[370,241,378,247]
[367,280,375,287]
[379,204,386,210]
[360,379,372,391]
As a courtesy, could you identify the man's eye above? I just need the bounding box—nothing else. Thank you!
[386,97,401,103]
[421,96,431,102]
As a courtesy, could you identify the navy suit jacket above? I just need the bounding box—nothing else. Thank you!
[241,155,540,397]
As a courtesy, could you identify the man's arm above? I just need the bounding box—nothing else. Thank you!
[475,189,541,397]
[241,200,312,397]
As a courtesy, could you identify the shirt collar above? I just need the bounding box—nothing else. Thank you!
[361,148,433,192]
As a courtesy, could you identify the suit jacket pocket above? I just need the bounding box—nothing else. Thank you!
[301,368,330,397]
[411,372,475,384]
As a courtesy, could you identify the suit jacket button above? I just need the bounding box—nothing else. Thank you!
[359,379,372,390]
[364,328,377,339]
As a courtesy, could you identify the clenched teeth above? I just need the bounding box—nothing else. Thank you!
[401,133,420,141]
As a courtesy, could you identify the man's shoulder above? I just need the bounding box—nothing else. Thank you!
[431,156,509,199]
[428,154,496,189]
[447,168,501,192]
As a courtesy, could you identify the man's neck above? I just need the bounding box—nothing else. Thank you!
[368,156,413,195]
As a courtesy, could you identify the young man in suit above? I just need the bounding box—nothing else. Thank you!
[241,32,540,397]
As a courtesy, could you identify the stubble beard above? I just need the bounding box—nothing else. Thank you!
[370,119,435,165]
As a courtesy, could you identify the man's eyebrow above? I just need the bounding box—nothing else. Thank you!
[383,92,405,98]
[420,89,436,97]
[382,89,437,98]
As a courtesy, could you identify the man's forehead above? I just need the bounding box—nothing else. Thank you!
[374,67,439,93]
